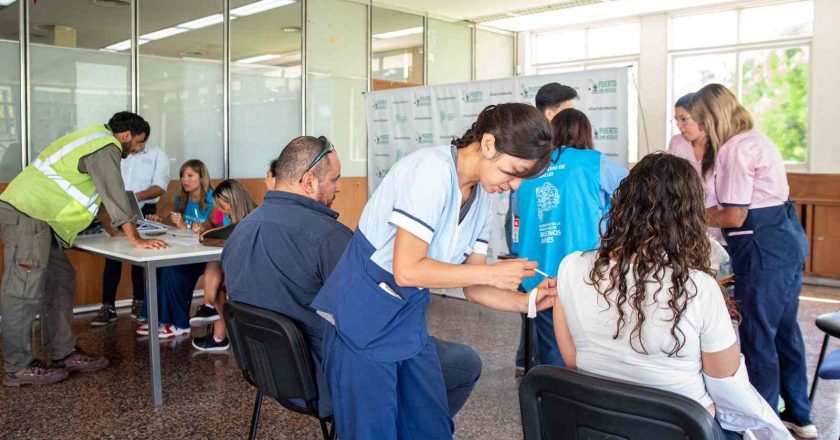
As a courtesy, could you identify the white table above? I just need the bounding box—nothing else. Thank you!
[74,231,222,407]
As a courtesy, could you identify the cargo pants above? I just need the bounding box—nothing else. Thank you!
[0,201,77,373]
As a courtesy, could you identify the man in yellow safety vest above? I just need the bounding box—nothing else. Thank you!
[0,111,168,387]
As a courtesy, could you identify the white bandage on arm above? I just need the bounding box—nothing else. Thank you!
[527,287,538,318]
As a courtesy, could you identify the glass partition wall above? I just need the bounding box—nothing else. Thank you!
[2,0,514,182]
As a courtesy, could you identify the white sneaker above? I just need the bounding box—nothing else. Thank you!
[782,420,818,439]
[158,324,190,339]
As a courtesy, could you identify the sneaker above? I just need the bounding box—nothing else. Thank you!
[192,334,230,352]
[3,359,68,386]
[158,324,190,339]
[130,300,144,319]
[189,305,219,326]
[136,323,150,336]
[780,414,818,439]
[514,366,525,378]
[90,305,117,327]
[50,346,109,373]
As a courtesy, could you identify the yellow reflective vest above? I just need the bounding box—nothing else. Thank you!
[0,125,122,247]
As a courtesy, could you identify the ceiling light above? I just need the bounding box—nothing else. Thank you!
[235,54,283,64]
[178,14,224,30]
[102,38,149,52]
[372,26,423,40]
[142,27,188,41]
[231,0,295,17]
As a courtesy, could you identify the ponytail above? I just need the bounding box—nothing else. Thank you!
[449,103,554,179]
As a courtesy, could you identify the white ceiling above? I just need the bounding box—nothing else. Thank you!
[373,0,594,21]
[0,0,747,61]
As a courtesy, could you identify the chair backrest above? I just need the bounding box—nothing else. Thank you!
[224,300,319,415]
[519,365,721,440]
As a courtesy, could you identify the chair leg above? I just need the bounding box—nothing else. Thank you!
[249,389,263,440]
[319,418,333,440]
[523,316,531,374]
[809,335,830,402]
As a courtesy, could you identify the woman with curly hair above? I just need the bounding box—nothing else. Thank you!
[552,153,786,439]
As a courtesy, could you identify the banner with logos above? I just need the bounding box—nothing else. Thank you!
[366,68,629,297]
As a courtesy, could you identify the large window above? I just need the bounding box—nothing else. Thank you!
[534,21,639,66]
[669,1,812,162]
[532,22,640,161]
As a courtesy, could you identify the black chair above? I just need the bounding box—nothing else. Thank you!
[519,365,722,440]
[809,310,840,401]
[223,300,335,440]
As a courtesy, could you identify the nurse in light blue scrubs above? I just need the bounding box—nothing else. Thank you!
[312,103,558,440]
[513,108,627,366]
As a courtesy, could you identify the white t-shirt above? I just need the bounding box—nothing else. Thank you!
[557,251,737,408]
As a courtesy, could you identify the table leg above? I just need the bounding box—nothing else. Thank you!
[145,263,163,406]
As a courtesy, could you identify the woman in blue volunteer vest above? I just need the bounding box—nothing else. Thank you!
[513,108,627,366]
[689,84,816,438]
[312,103,557,440]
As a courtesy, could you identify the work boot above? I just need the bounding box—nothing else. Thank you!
[50,346,109,373]
[3,359,68,386]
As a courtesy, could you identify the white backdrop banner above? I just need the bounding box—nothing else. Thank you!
[366,68,629,296]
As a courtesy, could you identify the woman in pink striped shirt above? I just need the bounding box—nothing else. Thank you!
[667,92,724,245]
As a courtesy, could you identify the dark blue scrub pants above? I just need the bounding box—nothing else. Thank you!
[324,324,455,440]
[727,203,811,423]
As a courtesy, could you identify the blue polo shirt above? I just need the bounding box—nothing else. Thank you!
[221,191,353,345]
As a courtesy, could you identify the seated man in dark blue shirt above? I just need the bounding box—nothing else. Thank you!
[221,136,482,417]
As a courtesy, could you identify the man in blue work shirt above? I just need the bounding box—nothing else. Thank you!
[221,136,482,418]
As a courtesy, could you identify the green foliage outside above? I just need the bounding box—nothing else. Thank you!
[741,47,809,162]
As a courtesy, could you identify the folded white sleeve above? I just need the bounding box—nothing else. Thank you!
[702,355,793,440]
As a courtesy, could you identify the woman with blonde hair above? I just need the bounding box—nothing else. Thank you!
[689,84,814,438]
[190,179,257,351]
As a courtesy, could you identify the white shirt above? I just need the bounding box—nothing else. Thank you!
[557,251,737,408]
[120,143,170,206]
[359,145,493,276]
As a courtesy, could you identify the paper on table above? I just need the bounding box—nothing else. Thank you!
[164,235,200,247]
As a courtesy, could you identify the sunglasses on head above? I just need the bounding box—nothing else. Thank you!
[299,136,335,183]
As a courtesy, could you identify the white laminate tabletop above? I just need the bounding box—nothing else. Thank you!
[73,230,222,263]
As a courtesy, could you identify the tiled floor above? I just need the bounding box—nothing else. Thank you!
[1,285,838,439]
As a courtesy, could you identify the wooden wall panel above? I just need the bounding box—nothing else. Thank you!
[371,79,421,91]
[788,173,840,206]
[811,205,840,277]
[789,173,840,278]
